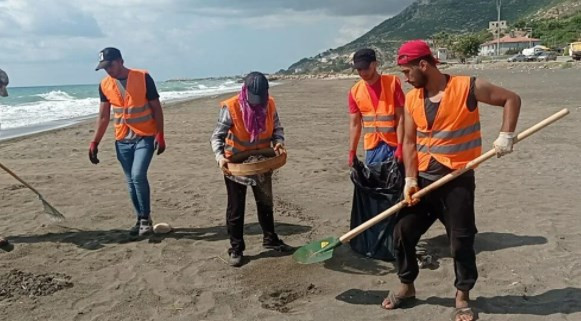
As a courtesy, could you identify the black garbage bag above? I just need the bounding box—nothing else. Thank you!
[349,156,404,261]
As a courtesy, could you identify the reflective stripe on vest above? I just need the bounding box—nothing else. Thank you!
[416,122,481,139]
[363,126,396,134]
[114,113,154,125]
[417,137,482,154]
[362,115,395,122]
[226,132,271,147]
[112,104,150,115]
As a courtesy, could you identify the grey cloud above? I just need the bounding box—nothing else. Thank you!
[172,0,414,17]
[0,1,103,38]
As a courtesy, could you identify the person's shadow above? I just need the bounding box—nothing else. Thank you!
[323,245,396,276]
[321,232,547,276]
[5,222,311,251]
[424,231,548,256]
[336,287,581,316]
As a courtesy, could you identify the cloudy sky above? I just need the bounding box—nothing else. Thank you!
[0,0,413,87]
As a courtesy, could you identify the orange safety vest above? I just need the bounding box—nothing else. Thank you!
[350,75,399,150]
[100,69,158,140]
[406,76,481,171]
[222,94,276,158]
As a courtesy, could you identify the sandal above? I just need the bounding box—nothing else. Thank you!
[450,307,477,321]
[381,290,416,310]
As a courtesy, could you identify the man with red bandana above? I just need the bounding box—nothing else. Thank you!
[381,40,521,321]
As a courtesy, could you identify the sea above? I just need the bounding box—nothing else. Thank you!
[0,78,244,140]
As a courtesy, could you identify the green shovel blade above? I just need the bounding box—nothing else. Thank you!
[292,236,341,264]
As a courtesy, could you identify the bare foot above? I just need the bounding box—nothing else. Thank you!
[453,290,476,321]
[381,283,416,310]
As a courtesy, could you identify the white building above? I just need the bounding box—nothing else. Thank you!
[479,35,541,56]
[488,20,508,32]
[437,48,448,61]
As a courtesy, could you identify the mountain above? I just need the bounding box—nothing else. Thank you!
[283,0,570,74]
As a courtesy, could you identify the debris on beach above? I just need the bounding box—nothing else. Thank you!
[259,283,319,313]
[0,269,73,300]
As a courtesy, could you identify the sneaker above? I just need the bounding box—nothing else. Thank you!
[129,219,153,237]
[263,239,295,253]
[229,251,243,267]
[138,219,153,236]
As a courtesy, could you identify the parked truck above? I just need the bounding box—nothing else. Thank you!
[570,42,581,61]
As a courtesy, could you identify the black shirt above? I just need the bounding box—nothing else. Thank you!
[420,76,478,181]
[99,73,160,102]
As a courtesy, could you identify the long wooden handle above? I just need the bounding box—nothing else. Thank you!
[339,108,569,243]
[0,161,42,197]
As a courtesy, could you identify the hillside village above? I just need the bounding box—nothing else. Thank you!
[279,0,581,76]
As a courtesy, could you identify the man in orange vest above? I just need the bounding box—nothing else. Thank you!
[348,48,405,166]
[210,72,293,267]
[88,47,166,237]
[381,40,521,321]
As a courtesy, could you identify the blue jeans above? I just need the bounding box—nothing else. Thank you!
[365,141,395,165]
[115,136,155,220]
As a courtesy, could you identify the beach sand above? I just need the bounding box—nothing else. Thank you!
[1,67,580,321]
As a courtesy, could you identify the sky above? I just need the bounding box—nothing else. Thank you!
[0,0,413,87]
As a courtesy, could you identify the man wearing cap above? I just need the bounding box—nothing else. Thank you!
[348,48,405,167]
[0,68,13,252]
[380,40,521,321]
[89,47,166,237]
[210,71,293,267]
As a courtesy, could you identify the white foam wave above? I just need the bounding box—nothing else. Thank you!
[36,90,75,101]
[0,97,99,129]
[0,78,257,130]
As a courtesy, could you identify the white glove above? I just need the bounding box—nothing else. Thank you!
[493,132,516,157]
[403,177,420,206]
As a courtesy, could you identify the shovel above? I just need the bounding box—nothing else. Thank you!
[293,108,569,264]
[0,161,65,221]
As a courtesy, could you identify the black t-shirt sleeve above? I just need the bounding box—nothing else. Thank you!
[145,73,160,101]
[99,84,109,102]
[466,76,478,111]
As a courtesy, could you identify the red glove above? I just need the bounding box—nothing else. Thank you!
[394,143,403,162]
[348,150,356,167]
[88,141,99,164]
[155,132,166,155]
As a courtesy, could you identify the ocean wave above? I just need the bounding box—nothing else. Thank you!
[0,78,250,130]
[0,97,99,129]
[35,90,75,101]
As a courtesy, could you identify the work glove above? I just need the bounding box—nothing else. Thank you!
[154,132,166,155]
[348,150,356,167]
[218,156,231,176]
[493,132,516,158]
[403,177,420,206]
[89,141,100,165]
[394,143,403,163]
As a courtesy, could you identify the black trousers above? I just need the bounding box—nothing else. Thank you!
[224,176,279,254]
[394,174,478,291]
